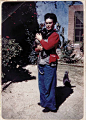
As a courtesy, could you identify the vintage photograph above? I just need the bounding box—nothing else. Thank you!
[1,1,84,119]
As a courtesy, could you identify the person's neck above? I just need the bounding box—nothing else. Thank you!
[47,29,54,32]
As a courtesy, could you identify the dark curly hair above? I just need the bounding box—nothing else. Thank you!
[44,13,57,24]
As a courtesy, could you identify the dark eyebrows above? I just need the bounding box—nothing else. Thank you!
[45,22,53,24]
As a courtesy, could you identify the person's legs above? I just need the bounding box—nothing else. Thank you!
[43,65,57,111]
[38,65,46,107]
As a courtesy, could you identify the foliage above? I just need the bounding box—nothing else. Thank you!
[25,28,38,64]
[2,38,22,78]
[60,40,75,63]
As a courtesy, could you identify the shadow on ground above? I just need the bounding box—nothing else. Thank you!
[55,86,75,109]
[2,66,36,91]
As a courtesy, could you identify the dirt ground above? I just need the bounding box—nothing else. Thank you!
[1,63,84,120]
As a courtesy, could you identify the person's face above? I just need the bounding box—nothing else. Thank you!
[45,18,55,31]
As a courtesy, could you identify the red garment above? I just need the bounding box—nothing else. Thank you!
[40,32,59,50]
[35,32,60,64]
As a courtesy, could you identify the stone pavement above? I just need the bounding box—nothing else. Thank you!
[1,64,84,119]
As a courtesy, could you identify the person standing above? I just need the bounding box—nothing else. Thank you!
[35,13,60,112]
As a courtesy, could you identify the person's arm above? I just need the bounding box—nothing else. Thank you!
[40,32,59,50]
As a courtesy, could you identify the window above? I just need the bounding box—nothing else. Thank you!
[74,11,83,42]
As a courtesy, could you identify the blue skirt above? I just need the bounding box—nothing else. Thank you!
[38,64,57,110]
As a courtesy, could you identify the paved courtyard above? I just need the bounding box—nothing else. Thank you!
[1,63,84,119]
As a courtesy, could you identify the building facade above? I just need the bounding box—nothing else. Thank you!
[68,5,83,44]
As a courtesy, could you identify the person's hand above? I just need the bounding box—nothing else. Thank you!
[36,45,43,51]
[35,33,42,41]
